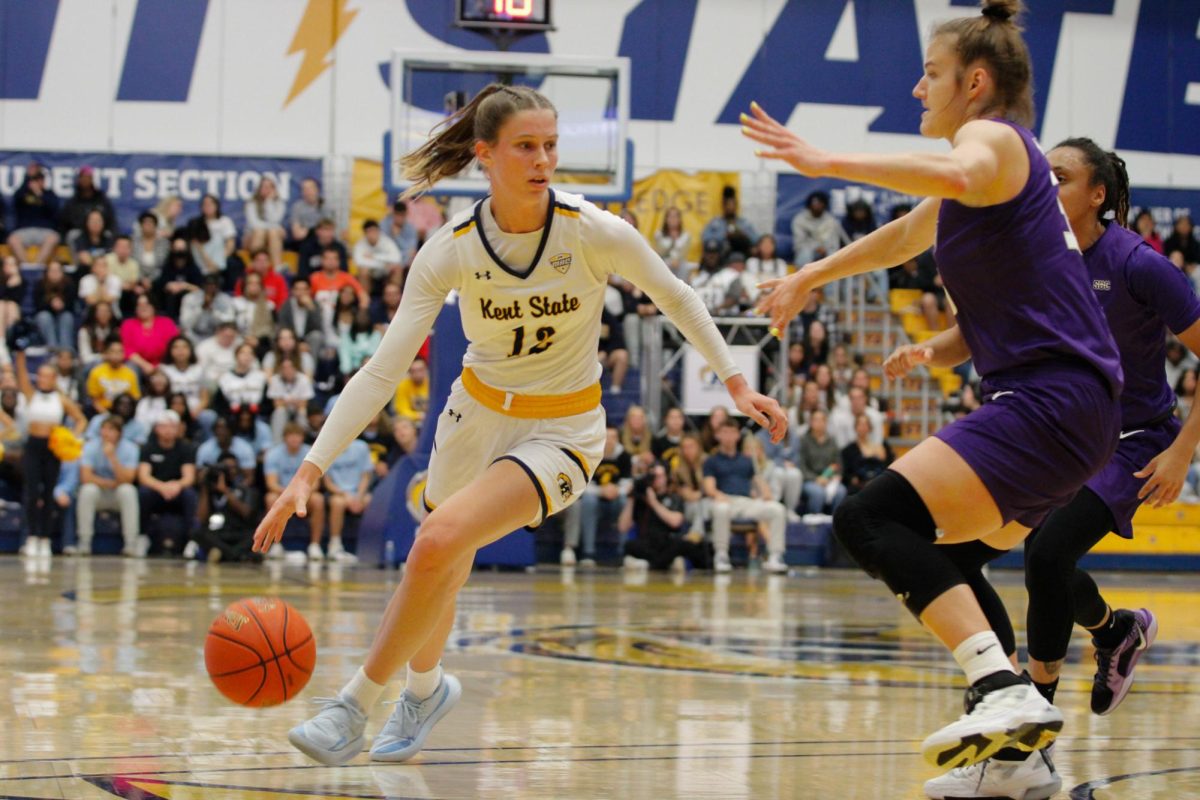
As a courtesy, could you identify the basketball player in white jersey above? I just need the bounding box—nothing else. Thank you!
[252,84,788,766]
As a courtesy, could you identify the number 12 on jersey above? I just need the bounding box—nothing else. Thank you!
[508,325,556,357]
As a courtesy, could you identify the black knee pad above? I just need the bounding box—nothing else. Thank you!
[833,470,937,579]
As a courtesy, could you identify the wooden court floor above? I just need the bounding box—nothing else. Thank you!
[2,557,1199,799]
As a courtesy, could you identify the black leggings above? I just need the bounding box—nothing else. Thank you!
[943,541,1016,657]
[22,436,61,542]
[1024,487,1114,663]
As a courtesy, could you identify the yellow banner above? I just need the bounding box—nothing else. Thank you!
[611,170,740,263]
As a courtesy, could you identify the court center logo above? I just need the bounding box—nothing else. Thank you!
[550,252,572,274]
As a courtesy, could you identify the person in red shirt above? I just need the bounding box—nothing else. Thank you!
[120,293,180,372]
[310,244,368,315]
[234,249,289,311]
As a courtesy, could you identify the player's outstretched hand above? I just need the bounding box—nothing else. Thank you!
[732,388,789,444]
[1135,444,1191,508]
[252,477,313,553]
[884,344,935,381]
[740,101,830,177]
[756,267,817,337]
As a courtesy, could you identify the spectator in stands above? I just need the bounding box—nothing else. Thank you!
[704,419,787,574]
[699,405,733,453]
[812,363,838,408]
[180,274,236,342]
[8,163,61,266]
[353,218,403,297]
[195,417,256,483]
[263,326,315,378]
[829,385,883,448]
[754,418,802,516]
[268,357,315,440]
[621,405,654,473]
[370,281,403,333]
[794,380,825,432]
[790,191,845,265]
[797,288,841,348]
[786,341,811,383]
[190,194,242,290]
[841,199,877,242]
[103,235,144,315]
[840,412,894,495]
[943,383,982,421]
[1165,338,1195,392]
[167,393,199,443]
[134,369,171,431]
[85,392,147,445]
[191,450,262,563]
[312,245,369,321]
[51,348,83,404]
[339,309,380,375]
[161,336,208,418]
[60,166,116,239]
[0,255,25,351]
[154,235,203,320]
[671,433,708,536]
[651,406,687,466]
[243,175,286,266]
[392,357,429,425]
[77,253,121,310]
[263,422,326,559]
[1176,368,1198,420]
[890,248,945,330]
[86,339,140,413]
[561,425,630,567]
[1165,215,1200,268]
[1133,208,1164,254]
[389,417,419,464]
[137,410,197,556]
[321,436,372,562]
[231,270,275,347]
[72,209,114,273]
[654,206,692,280]
[804,319,829,368]
[120,294,179,373]
[799,408,845,514]
[76,415,140,556]
[233,394,274,456]
[312,343,344,399]
[215,342,265,415]
[288,177,325,248]
[197,321,241,390]
[132,211,168,284]
[32,261,76,352]
[297,218,347,280]
[153,195,183,238]
[386,199,419,267]
[53,457,79,554]
[702,186,758,255]
[746,234,789,302]
[619,460,708,572]
[78,301,116,367]
[829,344,855,390]
[598,305,629,395]
[278,277,325,352]
[235,249,289,312]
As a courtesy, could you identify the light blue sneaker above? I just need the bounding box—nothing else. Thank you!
[287,692,368,766]
[370,674,462,762]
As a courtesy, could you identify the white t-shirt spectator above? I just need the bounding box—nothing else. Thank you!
[78,272,123,305]
[352,236,403,277]
[828,405,885,449]
[196,336,239,387]
[218,368,266,411]
[161,363,207,414]
[267,371,315,405]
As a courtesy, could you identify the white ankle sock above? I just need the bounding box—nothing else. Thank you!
[953,631,1015,685]
[406,662,443,701]
[341,666,386,710]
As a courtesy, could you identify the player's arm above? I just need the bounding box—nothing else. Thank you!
[592,210,787,442]
[884,324,971,380]
[1136,316,1200,506]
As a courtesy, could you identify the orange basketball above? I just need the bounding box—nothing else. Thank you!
[204,597,316,707]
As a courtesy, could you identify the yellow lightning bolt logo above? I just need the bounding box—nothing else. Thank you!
[284,0,359,107]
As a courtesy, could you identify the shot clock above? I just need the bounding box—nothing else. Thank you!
[456,0,553,31]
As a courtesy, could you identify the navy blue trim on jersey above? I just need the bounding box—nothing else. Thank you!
[560,447,590,482]
[473,188,556,280]
[553,198,580,213]
[493,454,548,524]
[452,218,475,234]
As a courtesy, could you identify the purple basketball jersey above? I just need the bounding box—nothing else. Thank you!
[935,120,1122,395]
[1085,223,1200,427]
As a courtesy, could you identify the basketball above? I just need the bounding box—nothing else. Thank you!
[204,597,316,707]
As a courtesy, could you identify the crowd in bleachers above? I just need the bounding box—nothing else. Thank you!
[2,159,1199,570]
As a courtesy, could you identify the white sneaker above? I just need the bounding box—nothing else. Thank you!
[288,692,369,766]
[327,537,347,559]
[182,541,199,560]
[714,552,732,573]
[333,549,359,564]
[136,534,151,558]
[578,557,596,569]
[19,538,37,558]
[62,544,79,556]
[922,681,1063,769]
[560,547,576,567]
[370,674,463,762]
[924,745,1061,800]
[670,556,687,574]
[267,542,286,560]
[763,553,788,574]
[307,543,325,562]
[38,537,53,557]
[623,555,650,570]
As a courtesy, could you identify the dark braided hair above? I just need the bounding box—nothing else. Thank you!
[1053,137,1131,227]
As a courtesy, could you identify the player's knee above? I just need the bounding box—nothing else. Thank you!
[833,493,879,577]
[1024,533,1069,590]
[406,533,457,581]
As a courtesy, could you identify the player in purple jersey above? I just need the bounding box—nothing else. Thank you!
[742,0,1124,771]
[914,139,1200,799]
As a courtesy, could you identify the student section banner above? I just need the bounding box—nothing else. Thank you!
[0,152,322,234]
[611,170,740,264]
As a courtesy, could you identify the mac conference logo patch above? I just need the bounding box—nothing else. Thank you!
[550,252,572,274]
[557,471,574,500]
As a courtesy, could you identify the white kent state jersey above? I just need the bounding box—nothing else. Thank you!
[305,188,741,472]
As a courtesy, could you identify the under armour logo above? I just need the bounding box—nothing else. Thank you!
[475,271,491,280]
[446,408,462,422]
